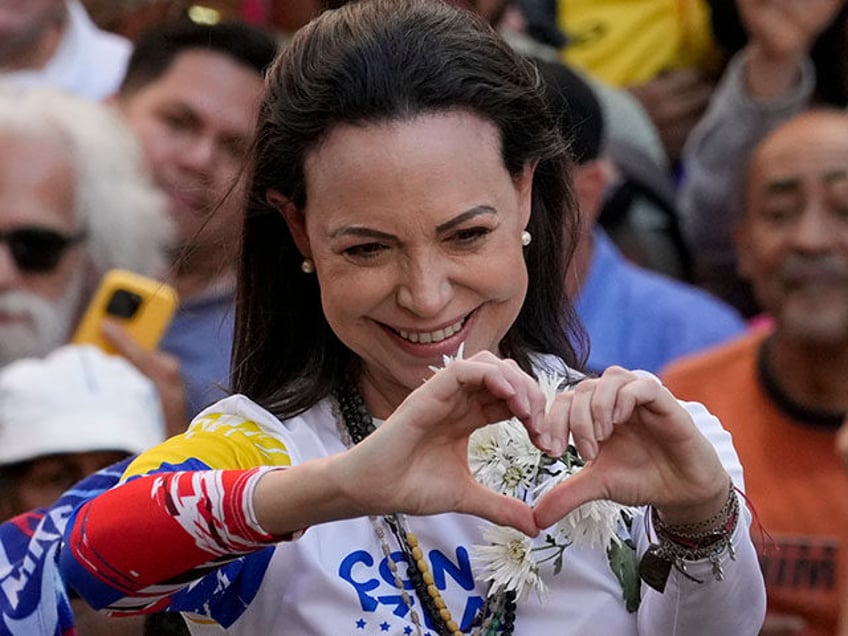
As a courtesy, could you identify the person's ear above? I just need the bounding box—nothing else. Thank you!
[517,160,537,228]
[572,159,609,227]
[267,189,311,260]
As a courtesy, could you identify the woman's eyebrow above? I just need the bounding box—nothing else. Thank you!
[329,206,498,239]
[436,205,497,234]
[330,226,396,240]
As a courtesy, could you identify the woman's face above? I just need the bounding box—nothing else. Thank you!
[288,112,534,416]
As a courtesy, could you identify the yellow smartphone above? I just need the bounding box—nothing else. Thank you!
[72,269,179,354]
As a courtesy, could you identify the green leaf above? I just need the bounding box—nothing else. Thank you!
[607,539,641,613]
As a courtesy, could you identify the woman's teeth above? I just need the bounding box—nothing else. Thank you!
[398,319,464,344]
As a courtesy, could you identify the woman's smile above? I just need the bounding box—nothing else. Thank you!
[378,311,474,358]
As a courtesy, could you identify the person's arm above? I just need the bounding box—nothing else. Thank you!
[0,459,132,634]
[677,50,814,258]
[677,0,842,268]
[635,401,766,635]
[533,371,766,635]
[61,464,286,612]
[59,413,300,613]
[60,355,552,613]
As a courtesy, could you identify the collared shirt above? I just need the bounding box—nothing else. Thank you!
[576,230,746,374]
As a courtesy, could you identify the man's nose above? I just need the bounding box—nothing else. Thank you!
[181,136,217,172]
[790,204,838,253]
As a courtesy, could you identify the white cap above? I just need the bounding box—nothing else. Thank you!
[0,345,166,465]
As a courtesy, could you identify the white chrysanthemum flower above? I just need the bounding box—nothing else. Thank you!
[468,423,512,491]
[499,418,543,464]
[461,365,638,607]
[537,370,567,413]
[554,497,631,550]
[469,419,542,497]
[471,526,549,602]
[429,342,466,374]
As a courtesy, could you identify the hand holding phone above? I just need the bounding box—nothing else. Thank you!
[72,269,179,354]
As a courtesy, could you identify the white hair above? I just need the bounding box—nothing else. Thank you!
[0,83,175,281]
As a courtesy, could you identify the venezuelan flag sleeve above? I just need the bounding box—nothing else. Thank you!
[60,404,297,617]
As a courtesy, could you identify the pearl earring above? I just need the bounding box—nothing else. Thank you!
[521,230,532,247]
[301,259,315,274]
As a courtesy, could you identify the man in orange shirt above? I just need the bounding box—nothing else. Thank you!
[662,109,848,636]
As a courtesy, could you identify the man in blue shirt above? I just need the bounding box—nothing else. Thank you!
[537,59,747,374]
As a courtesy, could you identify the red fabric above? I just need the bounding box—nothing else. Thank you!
[68,469,276,594]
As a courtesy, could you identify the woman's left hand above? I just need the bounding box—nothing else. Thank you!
[533,366,731,530]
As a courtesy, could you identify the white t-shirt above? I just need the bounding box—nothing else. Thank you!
[179,391,765,635]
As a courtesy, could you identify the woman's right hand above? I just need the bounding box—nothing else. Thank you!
[332,351,555,536]
[253,352,556,537]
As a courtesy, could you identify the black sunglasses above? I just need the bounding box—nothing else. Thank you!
[0,227,86,273]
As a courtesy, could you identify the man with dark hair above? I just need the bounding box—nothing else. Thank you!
[120,19,276,95]
[537,59,746,374]
[108,20,278,423]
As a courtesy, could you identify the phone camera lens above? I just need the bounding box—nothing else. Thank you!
[106,289,143,318]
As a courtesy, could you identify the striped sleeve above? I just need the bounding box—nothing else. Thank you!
[60,411,298,615]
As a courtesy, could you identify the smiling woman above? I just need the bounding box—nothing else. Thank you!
[60,0,766,634]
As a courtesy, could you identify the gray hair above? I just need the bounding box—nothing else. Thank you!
[0,84,174,281]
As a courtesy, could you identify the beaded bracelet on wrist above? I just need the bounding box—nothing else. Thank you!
[639,481,740,593]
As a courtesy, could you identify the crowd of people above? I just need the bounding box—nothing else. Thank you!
[1,0,847,635]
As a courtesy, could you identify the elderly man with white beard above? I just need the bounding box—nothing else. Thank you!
[0,86,173,365]
[0,86,186,431]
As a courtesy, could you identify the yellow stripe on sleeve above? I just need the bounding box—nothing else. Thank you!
[123,412,292,480]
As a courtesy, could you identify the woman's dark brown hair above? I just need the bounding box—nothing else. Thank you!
[231,0,585,417]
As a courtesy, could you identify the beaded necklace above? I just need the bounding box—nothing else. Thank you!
[335,380,517,636]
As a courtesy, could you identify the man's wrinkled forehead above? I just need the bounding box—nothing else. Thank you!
[744,112,848,207]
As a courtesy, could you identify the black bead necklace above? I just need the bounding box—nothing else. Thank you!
[334,380,517,636]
